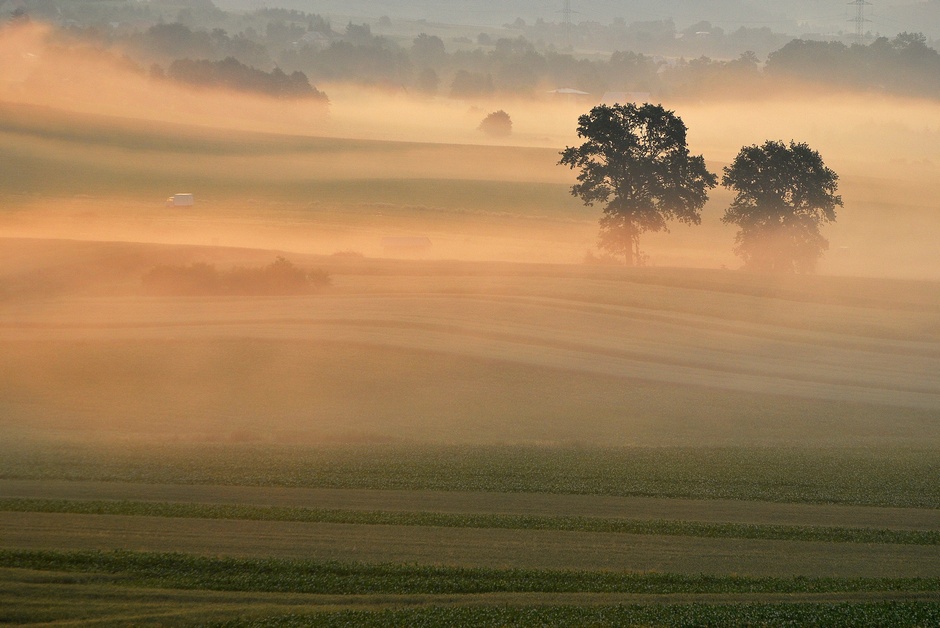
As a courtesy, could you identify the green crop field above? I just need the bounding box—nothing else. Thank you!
[2,451,940,624]
[2,98,940,624]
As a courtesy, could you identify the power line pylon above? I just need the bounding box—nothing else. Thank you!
[848,0,871,45]
[560,0,574,49]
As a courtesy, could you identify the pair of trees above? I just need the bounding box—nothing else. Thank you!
[559,103,842,271]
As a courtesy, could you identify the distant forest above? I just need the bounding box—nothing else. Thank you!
[156,55,327,101]
[5,1,940,101]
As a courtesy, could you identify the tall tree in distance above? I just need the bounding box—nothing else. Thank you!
[559,103,716,265]
[721,140,842,273]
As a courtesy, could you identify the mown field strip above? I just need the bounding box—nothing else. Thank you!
[2,498,937,546]
[4,551,940,596]
[5,312,934,396]
[4,513,940,577]
[4,288,936,364]
[2,291,937,410]
[201,602,940,627]
[5,480,938,530]
[4,446,939,509]
[5,569,939,606]
[5,268,938,353]
[4,316,937,410]
[4,566,940,626]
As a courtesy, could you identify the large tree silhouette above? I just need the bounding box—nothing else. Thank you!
[559,103,716,265]
[722,140,842,273]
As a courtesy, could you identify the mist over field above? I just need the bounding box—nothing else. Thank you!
[2,5,940,624]
[1,12,939,450]
[3,21,940,273]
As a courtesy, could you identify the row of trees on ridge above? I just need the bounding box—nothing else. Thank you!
[31,15,940,102]
[154,56,327,101]
[560,104,842,272]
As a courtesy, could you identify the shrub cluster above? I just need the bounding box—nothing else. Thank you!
[478,110,512,137]
[141,256,329,296]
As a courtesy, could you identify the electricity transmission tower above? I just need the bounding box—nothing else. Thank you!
[560,0,575,48]
[848,0,871,44]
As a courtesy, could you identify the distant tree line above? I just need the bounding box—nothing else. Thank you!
[132,22,271,69]
[767,33,940,98]
[278,27,940,101]
[156,57,327,101]
[36,22,327,102]
[10,2,940,102]
[516,17,793,60]
[126,21,940,102]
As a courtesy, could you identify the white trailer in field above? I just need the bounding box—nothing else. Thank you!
[165,193,194,208]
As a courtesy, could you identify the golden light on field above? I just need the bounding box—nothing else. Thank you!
[1,19,939,448]
[3,14,940,626]
[3,20,940,277]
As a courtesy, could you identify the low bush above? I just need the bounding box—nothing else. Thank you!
[478,110,512,137]
[141,257,329,296]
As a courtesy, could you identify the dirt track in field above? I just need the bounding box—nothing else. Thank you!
[4,480,940,531]
[3,511,940,578]
[2,283,938,410]
[4,570,939,610]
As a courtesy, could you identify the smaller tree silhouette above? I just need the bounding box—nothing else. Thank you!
[478,110,512,137]
[721,140,842,273]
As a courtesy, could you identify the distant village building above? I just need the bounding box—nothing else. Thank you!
[548,87,590,97]
[547,87,592,104]
[166,193,194,208]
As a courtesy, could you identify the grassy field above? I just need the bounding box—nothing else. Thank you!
[2,459,940,624]
[1,97,939,623]
[2,236,938,448]
[3,245,940,626]
[2,237,940,624]
[3,561,938,625]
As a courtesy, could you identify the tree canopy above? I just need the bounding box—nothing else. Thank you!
[559,103,716,265]
[721,140,842,273]
[478,110,512,137]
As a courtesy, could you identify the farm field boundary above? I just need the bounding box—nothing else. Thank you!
[1,498,937,546]
[4,512,940,578]
[3,565,939,626]
[3,444,938,509]
[4,550,940,596]
[4,479,938,530]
